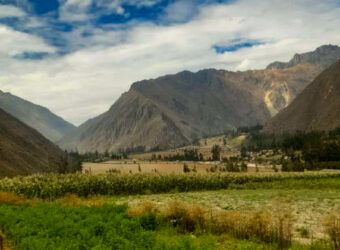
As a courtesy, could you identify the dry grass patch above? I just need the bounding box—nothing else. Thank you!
[58,194,104,207]
[324,210,340,249]
[128,200,294,247]
[127,200,158,217]
[0,192,25,205]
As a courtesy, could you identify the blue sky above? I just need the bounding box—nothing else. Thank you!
[0,0,339,125]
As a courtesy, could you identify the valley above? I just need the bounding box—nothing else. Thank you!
[1,38,340,249]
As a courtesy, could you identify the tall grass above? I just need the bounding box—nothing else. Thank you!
[0,172,339,199]
[129,200,294,248]
[324,211,340,249]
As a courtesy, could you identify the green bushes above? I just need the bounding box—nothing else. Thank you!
[0,172,340,199]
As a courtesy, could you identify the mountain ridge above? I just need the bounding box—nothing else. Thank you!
[59,45,340,153]
[0,91,75,142]
[266,44,340,70]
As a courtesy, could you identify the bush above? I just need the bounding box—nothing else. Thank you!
[140,213,158,231]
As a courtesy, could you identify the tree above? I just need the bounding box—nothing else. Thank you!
[241,147,247,158]
[211,145,221,161]
[241,162,248,172]
[183,163,190,173]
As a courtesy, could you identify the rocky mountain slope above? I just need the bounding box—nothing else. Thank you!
[267,44,340,70]
[0,108,66,177]
[0,91,75,142]
[59,45,340,153]
[263,60,340,134]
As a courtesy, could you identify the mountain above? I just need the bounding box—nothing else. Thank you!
[0,91,75,142]
[267,45,340,70]
[263,60,340,134]
[59,45,340,153]
[0,108,66,177]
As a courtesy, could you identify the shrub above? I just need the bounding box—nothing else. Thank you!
[183,163,190,173]
[140,213,158,231]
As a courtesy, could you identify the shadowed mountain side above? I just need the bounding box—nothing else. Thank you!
[0,91,75,142]
[0,108,66,177]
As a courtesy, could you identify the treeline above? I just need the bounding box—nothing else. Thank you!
[152,146,223,162]
[244,127,340,171]
[57,151,83,174]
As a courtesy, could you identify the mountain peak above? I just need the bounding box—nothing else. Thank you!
[266,44,340,70]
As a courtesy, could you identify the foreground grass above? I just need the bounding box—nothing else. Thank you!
[0,202,336,250]
[0,173,339,249]
[1,172,340,199]
[0,203,218,250]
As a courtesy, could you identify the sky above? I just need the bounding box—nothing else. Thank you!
[0,0,339,125]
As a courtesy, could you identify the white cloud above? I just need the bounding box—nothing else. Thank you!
[0,25,55,56]
[162,0,197,23]
[58,0,92,22]
[0,0,340,125]
[0,5,25,18]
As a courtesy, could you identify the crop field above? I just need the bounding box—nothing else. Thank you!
[1,172,340,199]
[83,160,274,175]
[0,172,339,249]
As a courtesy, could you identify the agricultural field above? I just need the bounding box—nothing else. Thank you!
[0,172,339,249]
[83,160,274,175]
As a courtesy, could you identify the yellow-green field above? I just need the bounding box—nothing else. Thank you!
[82,160,274,174]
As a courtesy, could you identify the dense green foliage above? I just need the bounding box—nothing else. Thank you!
[0,204,217,250]
[1,172,339,199]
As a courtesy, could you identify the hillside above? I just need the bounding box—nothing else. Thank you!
[0,108,66,177]
[263,60,340,134]
[59,45,340,153]
[0,91,75,142]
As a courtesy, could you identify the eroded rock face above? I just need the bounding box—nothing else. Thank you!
[263,60,340,134]
[59,45,340,153]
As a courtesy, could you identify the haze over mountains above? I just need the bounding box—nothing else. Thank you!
[0,91,75,142]
[0,108,66,177]
[263,59,340,134]
[58,45,340,153]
